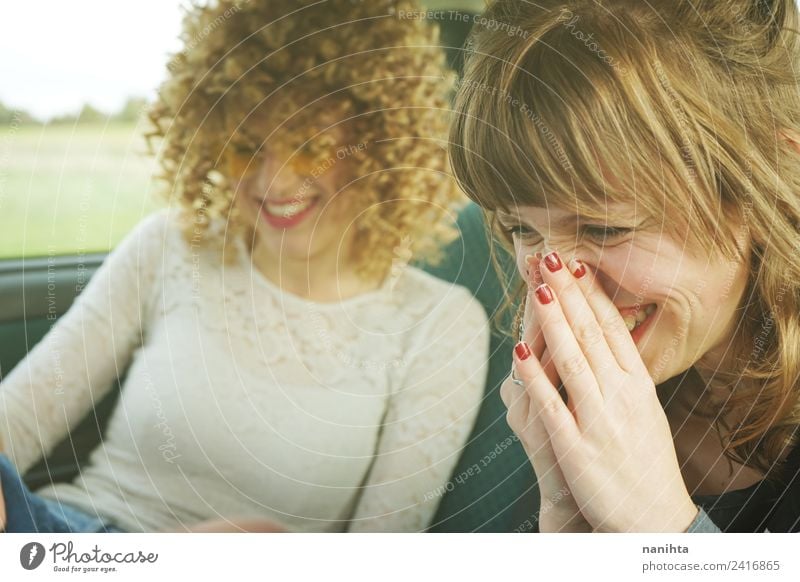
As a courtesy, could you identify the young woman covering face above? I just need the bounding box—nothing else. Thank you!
[450,0,800,532]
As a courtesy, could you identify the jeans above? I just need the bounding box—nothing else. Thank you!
[0,454,124,533]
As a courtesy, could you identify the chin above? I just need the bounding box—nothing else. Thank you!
[255,227,309,255]
[644,348,688,386]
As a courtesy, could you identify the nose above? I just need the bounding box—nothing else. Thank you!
[254,154,304,199]
[538,242,622,301]
[542,239,595,271]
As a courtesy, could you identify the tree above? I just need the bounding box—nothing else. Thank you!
[76,104,107,123]
[113,96,149,123]
[0,100,38,125]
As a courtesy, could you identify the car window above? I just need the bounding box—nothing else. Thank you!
[0,118,163,259]
[0,0,178,260]
[0,0,483,261]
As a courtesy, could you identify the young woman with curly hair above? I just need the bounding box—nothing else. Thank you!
[0,0,489,533]
[449,0,800,532]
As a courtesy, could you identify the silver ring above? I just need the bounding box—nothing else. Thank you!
[511,367,525,386]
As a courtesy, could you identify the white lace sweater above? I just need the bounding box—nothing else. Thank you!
[0,209,490,532]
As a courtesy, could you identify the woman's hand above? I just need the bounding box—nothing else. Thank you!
[512,250,698,532]
[501,253,591,532]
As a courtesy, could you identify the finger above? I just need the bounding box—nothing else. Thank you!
[522,256,566,392]
[568,258,648,375]
[500,371,524,407]
[530,282,604,417]
[538,250,620,382]
[522,254,546,357]
[508,354,569,489]
[506,363,557,460]
[538,350,581,419]
[540,346,561,388]
[513,341,580,444]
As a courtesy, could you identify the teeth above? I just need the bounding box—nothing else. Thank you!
[265,197,315,218]
[623,315,637,331]
[623,304,657,333]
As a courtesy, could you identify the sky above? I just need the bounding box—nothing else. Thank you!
[0,0,185,120]
[1,0,485,120]
[2,0,797,121]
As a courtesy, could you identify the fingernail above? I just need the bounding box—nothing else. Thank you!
[525,252,542,264]
[514,341,532,360]
[543,251,562,272]
[524,254,542,285]
[534,283,554,305]
[531,267,543,285]
[569,258,587,279]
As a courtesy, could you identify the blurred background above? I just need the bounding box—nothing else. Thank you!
[0,0,484,259]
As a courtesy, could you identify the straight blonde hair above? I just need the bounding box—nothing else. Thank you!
[450,0,800,475]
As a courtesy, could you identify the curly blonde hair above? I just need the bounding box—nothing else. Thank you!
[450,0,800,475]
[145,0,463,282]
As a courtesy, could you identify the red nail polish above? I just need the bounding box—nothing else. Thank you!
[543,251,562,272]
[514,341,532,360]
[571,260,587,279]
[534,283,554,305]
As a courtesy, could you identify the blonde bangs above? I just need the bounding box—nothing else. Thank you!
[450,4,739,251]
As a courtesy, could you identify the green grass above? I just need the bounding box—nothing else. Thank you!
[0,123,165,259]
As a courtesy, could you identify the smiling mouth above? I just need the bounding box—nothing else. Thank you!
[260,195,320,218]
[620,303,657,332]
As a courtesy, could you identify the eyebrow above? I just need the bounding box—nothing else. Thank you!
[495,211,578,228]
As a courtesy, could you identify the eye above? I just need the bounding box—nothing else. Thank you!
[232,143,253,153]
[499,222,543,243]
[581,225,632,243]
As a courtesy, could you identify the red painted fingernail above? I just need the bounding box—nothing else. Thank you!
[514,341,532,360]
[570,259,587,279]
[534,283,554,305]
[543,251,562,272]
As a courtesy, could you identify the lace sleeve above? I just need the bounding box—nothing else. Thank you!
[347,288,490,532]
[0,210,169,472]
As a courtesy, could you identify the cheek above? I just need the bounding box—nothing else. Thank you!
[236,174,263,201]
[610,240,684,296]
[235,194,259,222]
[315,193,356,238]
[686,267,745,337]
